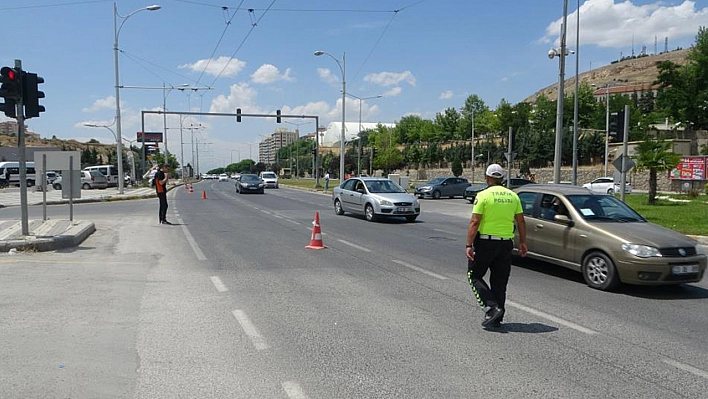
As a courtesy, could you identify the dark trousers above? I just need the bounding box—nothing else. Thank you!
[467,239,513,312]
[158,192,168,222]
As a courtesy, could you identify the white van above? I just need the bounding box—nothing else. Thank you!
[83,165,119,187]
[0,161,37,187]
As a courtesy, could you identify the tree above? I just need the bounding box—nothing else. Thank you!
[633,136,681,204]
[451,158,462,177]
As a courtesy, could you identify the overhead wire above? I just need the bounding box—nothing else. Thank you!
[194,0,246,85]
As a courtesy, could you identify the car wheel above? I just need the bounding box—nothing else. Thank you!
[405,215,417,223]
[365,204,377,222]
[53,183,61,190]
[582,251,620,291]
[82,183,91,190]
[432,190,441,199]
[27,180,34,187]
[334,199,344,215]
[607,188,614,195]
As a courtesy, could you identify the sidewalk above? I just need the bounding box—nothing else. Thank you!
[0,183,183,252]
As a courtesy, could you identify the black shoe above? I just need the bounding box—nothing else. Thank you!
[482,306,504,327]
[162,220,173,225]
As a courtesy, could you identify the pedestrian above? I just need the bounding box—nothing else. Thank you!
[154,163,172,225]
[466,163,527,329]
[324,170,330,192]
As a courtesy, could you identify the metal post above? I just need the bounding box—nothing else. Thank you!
[179,116,184,182]
[113,3,125,195]
[507,127,513,188]
[572,0,580,185]
[604,86,610,176]
[340,52,346,182]
[141,115,146,179]
[42,154,47,221]
[15,60,29,236]
[162,83,169,161]
[471,111,475,183]
[553,0,569,184]
[69,156,74,222]
[358,98,362,176]
[315,116,321,187]
[620,105,629,203]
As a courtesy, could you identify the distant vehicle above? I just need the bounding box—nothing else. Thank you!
[463,178,536,203]
[259,171,279,188]
[332,177,420,222]
[582,177,632,195]
[52,170,108,190]
[280,168,292,179]
[236,174,265,194]
[0,161,37,187]
[83,165,119,187]
[218,173,228,182]
[514,184,706,290]
[414,176,470,199]
[46,171,59,185]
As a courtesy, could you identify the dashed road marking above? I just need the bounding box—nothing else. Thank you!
[281,381,309,399]
[663,359,708,379]
[391,259,448,280]
[210,276,228,292]
[506,300,598,335]
[337,239,371,252]
[232,309,269,350]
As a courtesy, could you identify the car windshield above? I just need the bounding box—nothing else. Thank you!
[566,194,645,222]
[262,173,276,178]
[426,177,445,184]
[365,180,406,193]
[241,175,260,182]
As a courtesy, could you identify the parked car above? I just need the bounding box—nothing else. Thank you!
[259,171,279,188]
[513,184,706,290]
[414,176,470,199]
[332,177,420,222]
[582,177,632,195]
[463,178,536,203]
[46,171,59,185]
[52,170,108,190]
[235,174,265,194]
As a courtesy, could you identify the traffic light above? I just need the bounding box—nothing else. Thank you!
[609,110,625,142]
[276,109,281,123]
[236,108,241,122]
[22,72,45,118]
[311,149,316,155]
[0,66,21,118]
[371,147,377,159]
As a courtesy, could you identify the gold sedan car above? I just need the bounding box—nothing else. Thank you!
[513,185,706,290]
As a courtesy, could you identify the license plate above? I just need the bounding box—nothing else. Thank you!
[672,265,699,275]
[396,207,411,213]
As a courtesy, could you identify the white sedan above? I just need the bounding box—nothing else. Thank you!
[582,177,632,195]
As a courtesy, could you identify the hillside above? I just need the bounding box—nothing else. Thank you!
[524,48,690,103]
[0,131,117,161]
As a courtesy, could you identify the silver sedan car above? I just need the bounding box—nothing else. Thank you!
[332,177,421,222]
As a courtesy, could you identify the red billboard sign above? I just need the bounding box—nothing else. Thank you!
[137,132,163,143]
[669,156,706,180]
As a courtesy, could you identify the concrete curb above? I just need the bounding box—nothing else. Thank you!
[0,221,96,253]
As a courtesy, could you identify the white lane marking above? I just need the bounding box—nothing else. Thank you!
[506,300,598,335]
[210,276,228,293]
[391,259,448,280]
[281,381,309,399]
[433,228,457,235]
[272,214,284,219]
[175,216,207,261]
[260,210,272,215]
[337,239,371,252]
[286,219,300,225]
[663,359,708,380]
[232,310,269,350]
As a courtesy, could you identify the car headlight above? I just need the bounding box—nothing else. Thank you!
[621,243,662,258]
[419,186,431,191]
[696,245,705,255]
[379,199,393,206]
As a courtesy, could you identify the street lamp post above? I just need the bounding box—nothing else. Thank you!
[548,0,569,184]
[572,0,580,185]
[114,2,161,194]
[315,50,346,182]
[347,93,381,176]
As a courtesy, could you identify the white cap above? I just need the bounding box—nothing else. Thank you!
[485,163,505,178]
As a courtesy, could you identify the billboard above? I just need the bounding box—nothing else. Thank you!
[137,132,163,143]
[669,156,706,180]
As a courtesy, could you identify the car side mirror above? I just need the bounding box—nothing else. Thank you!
[554,214,574,227]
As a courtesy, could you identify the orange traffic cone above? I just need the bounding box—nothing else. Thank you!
[305,211,327,250]
[201,189,207,200]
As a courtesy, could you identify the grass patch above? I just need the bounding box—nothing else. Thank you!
[623,194,708,236]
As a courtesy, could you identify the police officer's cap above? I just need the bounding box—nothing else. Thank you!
[485,164,505,178]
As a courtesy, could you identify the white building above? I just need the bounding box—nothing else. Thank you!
[320,122,396,146]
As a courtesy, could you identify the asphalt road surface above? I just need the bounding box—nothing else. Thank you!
[1,180,707,398]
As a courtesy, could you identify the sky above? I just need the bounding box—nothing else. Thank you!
[1,0,707,172]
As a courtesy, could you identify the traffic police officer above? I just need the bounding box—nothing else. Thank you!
[466,164,528,328]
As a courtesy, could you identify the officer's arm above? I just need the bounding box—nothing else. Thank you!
[466,213,482,248]
[515,212,528,257]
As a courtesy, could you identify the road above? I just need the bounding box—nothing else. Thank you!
[1,180,707,398]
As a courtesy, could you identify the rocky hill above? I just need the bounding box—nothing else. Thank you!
[524,48,690,103]
[0,129,117,162]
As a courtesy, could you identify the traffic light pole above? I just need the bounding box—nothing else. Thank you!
[14,59,29,236]
[620,105,630,203]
